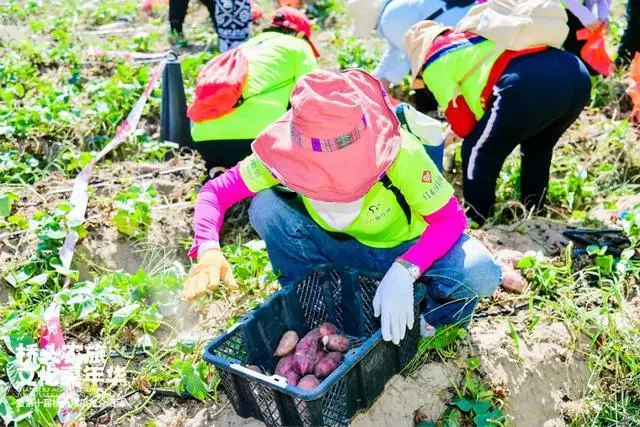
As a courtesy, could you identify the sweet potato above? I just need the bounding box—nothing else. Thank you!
[314,352,342,378]
[293,328,320,375]
[284,370,300,386]
[321,334,349,352]
[319,322,337,338]
[275,354,294,376]
[314,349,326,366]
[274,330,299,356]
[297,375,320,391]
[246,365,261,373]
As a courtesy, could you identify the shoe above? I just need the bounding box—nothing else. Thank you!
[169,30,189,48]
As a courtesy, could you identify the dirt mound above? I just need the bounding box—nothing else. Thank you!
[470,316,591,427]
[471,218,570,256]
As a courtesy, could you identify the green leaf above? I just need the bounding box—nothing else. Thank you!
[595,255,614,275]
[586,244,600,256]
[4,269,31,287]
[470,400,491,415]
[474,408,504,427]
[516,256,536,269]
[621,248,636,260]
[452,397,472,412]
[0,192,19,217]
[137,305,163,333]
[8,214,29,229]
[6,358,35,392]
[27,273,49,286]
[33,386,61,426]
[177,337,197,354]
[466,357,481,370]
[110,302,141,327]
[0,394,13,425]
[5,332,35,355]
[180,365,208,401]
[136,334,157,350]
[415,422,438,427]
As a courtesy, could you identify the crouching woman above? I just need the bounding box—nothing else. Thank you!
[182,70,501,344]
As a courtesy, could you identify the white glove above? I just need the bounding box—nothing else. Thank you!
[373,262,415,345]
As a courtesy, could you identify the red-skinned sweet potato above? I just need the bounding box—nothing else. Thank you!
[275,354,294,376]
[297,375,320,391]
[314,349,326,366]
[319,322,337,338]
[314,352,342,378]
[246,365,261,373]
[293,328,320,375]
[274,330,299,356]
[284,370,300,386]
[321,334,349,352]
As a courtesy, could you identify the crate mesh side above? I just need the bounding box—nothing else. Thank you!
[319,378,348,426]
[399,297,422,367]
[330,270,344,327]
[219,371,241,410]
[296,271,328,329]
[358,275,379,337]
[252,382,281,426]
[212,328,248,364]
[293,378,348,427]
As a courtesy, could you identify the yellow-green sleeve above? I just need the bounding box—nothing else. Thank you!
[423,60,459,109]
[295,44,318,79]
[239,154,280,193]
[388,132,454,216]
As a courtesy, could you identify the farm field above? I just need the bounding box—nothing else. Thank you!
[0,0,639,426]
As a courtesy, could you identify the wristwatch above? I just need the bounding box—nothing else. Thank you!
[395,258,421,281]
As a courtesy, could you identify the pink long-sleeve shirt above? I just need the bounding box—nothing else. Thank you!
[190,165,466,275]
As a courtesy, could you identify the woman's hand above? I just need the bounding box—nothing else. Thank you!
[182,249,238,302]
[373,262,415,345]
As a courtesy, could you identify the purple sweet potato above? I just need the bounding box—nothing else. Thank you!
[275,354,294,376]
[284,370,300,386]
[314,352,342,378]
[246,365,261,373]
[321,334,349,352]
[314,349,326,367]
[297,375,320,391]
[293,328,320,375]
[319,322,337,338]
[274,330,299,356]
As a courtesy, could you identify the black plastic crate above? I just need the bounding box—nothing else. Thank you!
[203,267,426,426]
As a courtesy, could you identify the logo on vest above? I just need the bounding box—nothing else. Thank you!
[365,202,391,225]
[422,171,432,184]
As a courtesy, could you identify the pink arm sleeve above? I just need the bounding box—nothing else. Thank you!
[399,197,467,274]
[188,165,256,259]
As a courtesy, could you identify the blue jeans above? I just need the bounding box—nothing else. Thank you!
[249,189,502,328]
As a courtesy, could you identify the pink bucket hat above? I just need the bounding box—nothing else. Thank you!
[252,70,402,202]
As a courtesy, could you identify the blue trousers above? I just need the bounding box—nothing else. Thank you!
[249,189,501,328]
[462,49,591,224]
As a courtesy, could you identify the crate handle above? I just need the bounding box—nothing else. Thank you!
[230,363,291,389]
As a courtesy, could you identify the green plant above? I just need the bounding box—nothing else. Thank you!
[113,184,158,239]
[334,36,380,72]
[419,357,505,427]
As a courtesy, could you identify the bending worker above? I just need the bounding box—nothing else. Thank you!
[182,70,501,344]
[187,7,319,173]
[405,21,591,225]
[563,0,611,75]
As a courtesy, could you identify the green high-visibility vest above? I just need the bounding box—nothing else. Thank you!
[191,31,318,142]
[422,37,503,119]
